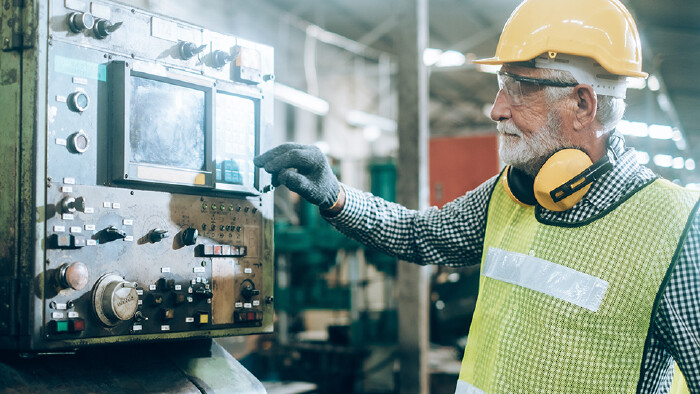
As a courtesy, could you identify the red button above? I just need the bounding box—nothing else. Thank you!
[69,319,85,332]
[213,246,223,255]
[247,312,255,321]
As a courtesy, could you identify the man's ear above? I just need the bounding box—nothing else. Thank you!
[572,84,597,131]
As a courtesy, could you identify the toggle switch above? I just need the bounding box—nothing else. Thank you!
[93,19,123,39]
[178,41,207,60]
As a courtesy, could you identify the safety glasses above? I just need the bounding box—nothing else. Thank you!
[497,71,578,106]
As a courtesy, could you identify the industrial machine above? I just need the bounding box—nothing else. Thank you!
[0,0,275,352]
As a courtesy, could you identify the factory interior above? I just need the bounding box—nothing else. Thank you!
[0,0,699,393]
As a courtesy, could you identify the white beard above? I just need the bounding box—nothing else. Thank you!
[497,110,573,176]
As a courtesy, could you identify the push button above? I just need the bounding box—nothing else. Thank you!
[197,312,209,324]
[50,320,69,333]
[69,319,85,332]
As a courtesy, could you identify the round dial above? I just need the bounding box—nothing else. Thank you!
[68,91,90,112]
[92,273,139,326]
[68,130,90,153]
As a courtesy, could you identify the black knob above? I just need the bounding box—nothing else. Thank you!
[67,12,95,33]
[149,228,170,243]
[241,285,260,300]
[100,225,127,242]
[181,228,198,246]
[133,311,144,322]
[179,41,207,60]
[93,19,123,39]
[193,285,213,299]
[61,196,86,213]
[68,91,89,112]
[212,50,232,68]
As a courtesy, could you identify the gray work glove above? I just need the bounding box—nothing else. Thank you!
[254,143,340,209]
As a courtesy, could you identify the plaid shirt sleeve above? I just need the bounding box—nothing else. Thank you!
[641,208,700,393]
[324,175,499,266]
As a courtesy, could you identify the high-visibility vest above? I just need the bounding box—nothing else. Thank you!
[457,178,699,393]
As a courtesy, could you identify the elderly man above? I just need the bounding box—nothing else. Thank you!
[255,0,700,392]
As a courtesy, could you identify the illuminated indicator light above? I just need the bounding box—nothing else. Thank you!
[202,203,207,210]
[211,203,217,210]
[229,205,234,211]
[69,319,85,332]
[54,320,69,333]
[220,204,225,211]
[214,246,223,255]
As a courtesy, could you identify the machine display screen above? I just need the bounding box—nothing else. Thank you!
[215,92,257,187]
[129,76,206,171]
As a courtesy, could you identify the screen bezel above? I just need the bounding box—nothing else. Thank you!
[109,61,261,195]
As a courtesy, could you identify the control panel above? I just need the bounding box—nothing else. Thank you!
[0,0,274,351]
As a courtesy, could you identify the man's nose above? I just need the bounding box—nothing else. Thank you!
[490,90,511,122]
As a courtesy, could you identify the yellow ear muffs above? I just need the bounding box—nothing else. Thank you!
[534,149,594,211]
[503,165,537,207]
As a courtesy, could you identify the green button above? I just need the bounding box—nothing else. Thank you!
[202,203,207,210]
[55,321,68,333]
[211,203,217,210]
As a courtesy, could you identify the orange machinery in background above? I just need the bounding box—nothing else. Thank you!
[429,134,500,207]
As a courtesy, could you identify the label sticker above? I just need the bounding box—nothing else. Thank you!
[136,289,144,295]
[55,138,67,146]
[68,311,79,318]
[90,3,112,19]
[174,285,182,291]
[149,284,157,291]
[63,177,76,185]
[187,296,193,303]
[112,203,121,209]
[84,207,94,214]
[137,300,143,305]
[244,303,252,309]
[161,267,171,273]
[252,300,260,306]
[103,202,111,208]
[53,225,66,232]
[185,317,194,323]
[72,76,88,85]
[52,312,65,319]
[235,302,243,308]
[55,56,107,81]
[54,303,67,310]
[132,324,143,331]
[61,186,73,193]
[62,214,74,220]
[86,239,97,246]
[124,236,133,242]
[193,267,205,273]
[70,226,82,233]
[161,325,170,331]
[123,219,133,225]
[84,224,96,231]
[244,268,252,274]
[188,287,193,294]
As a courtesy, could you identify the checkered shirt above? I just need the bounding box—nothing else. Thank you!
[325,147,700,393]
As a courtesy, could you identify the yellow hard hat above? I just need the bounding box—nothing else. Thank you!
[474,0,648,78]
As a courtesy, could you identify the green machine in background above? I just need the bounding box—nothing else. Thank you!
[269,158,399,392]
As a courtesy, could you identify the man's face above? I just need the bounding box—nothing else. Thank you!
[491,65,574,176]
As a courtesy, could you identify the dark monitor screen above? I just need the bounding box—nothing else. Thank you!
[215,92,257,188]
[129,76,206,171]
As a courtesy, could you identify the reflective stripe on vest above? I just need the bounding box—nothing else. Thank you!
[457,178,699,393]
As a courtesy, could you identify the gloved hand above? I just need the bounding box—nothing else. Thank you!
[254,143,340,209]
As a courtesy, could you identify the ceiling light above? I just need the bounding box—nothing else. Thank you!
[423,48,443,67]
[274,83,330,116]
[627,77,646,90]
[647,75,660,91]
[346,110,397,133]
[635,151,650,165]
[653,154,673,168]
[672,157,685,169]
[686,159,696,171]
[648,124,674,140]
[617,120,648,137]
[436,50,466,67]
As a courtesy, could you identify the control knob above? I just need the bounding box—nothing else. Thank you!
[61,196,86,213]
[67,12,95,33]
[178,41,207,60]
[57,262,89,291]
[149,228,170,243]
[180,227,198,246]
[67,91,89,112]
[241,285,260,300]
[98,225,127,243]
[211,50,232,68]
[68,130,90,153]
[92,273,139,326]
[93,19,123,39]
